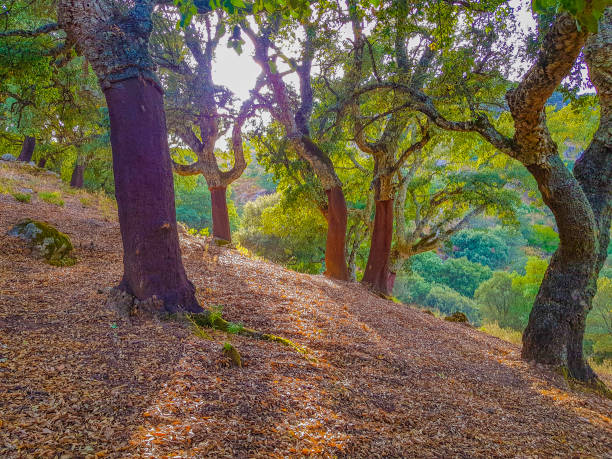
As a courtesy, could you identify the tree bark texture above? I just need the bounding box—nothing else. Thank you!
[18,136,35,162]
[58,0,200,313]
[209,186,231,242]
[105,78,200,313]
[324,186,350,281]
[362,199,394,295]
[37,158,47,168]
[521,9,612,381]
[522,156,599,380]
[70,162,85,188]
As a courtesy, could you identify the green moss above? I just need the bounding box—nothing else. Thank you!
[11,192,31,203]
[223,342,242,367]
[183,310,314,361]
[8,219,75,266]
[555,366,612,400]
[38,191,64,206]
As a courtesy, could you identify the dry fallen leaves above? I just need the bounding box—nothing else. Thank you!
[1,163,611,458]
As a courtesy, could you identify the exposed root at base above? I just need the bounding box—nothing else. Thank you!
[105,287,165,320]
[555,366,612,400]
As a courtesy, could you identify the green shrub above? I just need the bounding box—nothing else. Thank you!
[409,252,492,298]
[39,191,64,206]
[525,224,559,254]
[12,192,31,203]
[424,284,480,324]
[475,271,529,331]
[448,229,510,270]
[394,273,431,304]
[79,196,93,207]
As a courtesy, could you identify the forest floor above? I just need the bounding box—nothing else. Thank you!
[1,161,612,458]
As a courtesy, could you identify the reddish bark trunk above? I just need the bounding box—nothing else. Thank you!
[362,199,394,295]
[209,186,231,242]
[387,271,397,294]
[70,163,85,188]
[37,158,46,168]
[104,77,200,313]
[18,136,35,162]
[324,186,349,281]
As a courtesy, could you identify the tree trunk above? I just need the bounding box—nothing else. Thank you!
[70,162,85,188]
[386,271,397,294]
[18,136,35,162]
[522,156,598,380]
[362,199,394,294]
[209,186,231,242]
[104,77,200,313]
[324,186,350,281]
[522,9,612,382]
[37,158,46,168]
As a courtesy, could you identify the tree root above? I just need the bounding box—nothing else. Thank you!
[555,366,612,400]
[184,311,315,362]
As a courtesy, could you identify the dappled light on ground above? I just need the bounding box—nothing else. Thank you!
[1,163,611,457]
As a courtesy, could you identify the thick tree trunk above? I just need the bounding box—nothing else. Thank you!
[70,162,85,188]
[37,158,46,168]
[104,77,200,313]
[324,186,350,281]
[209,186,231,242]
[522,156,598,380]
[362,199,394,294]
[522,8,612,382]
[18,136,35,162]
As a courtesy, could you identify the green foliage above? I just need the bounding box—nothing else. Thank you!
[425,285,480,324]
[12,192,31,203]
[525,224,560,254]
[532,0,609,33]
[235,193,326,273]
[409,252,492,298]
[475,271,530,330]
[394,273,431,305]
[448,229,510,270]
[475,257,548,332]
[38,191,64,206]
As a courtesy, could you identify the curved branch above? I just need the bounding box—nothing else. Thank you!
[353,82,516,156]
[172,160,202,176]
[0,22,59,37]
[507,13,588,164]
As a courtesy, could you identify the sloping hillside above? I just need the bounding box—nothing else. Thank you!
[1,161,611,458]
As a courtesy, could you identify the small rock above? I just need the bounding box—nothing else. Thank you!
[18,188,33,194]
[1,153,16,161]
[27,161,36,166]
[8,219,75,266]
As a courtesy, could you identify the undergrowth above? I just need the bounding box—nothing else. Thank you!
[39,191,64,206]
[12,192,31,203]
[480,322,522,345]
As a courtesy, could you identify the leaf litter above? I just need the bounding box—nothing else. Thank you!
[1,163,611,458]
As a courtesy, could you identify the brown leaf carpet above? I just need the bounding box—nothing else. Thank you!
[1,164,611,458]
